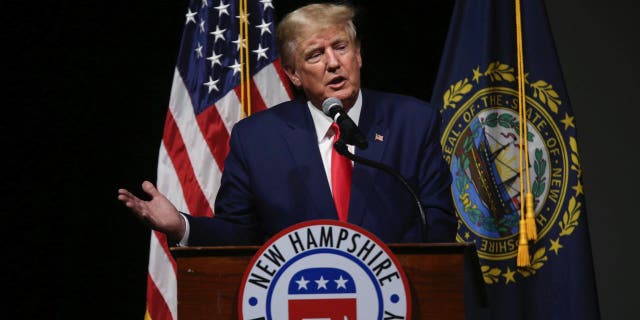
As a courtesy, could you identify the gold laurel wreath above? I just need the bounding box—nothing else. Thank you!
[518,247,548,277]
[443,78,473,110]
[441,62,562,114]
[530,80,562,114]
[560,138,583,237]
[481,265,502,284]
[485,61,516,82]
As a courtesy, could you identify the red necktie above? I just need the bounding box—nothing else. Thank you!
[330,123,352,222]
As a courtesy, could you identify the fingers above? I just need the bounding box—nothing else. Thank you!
[117,189,136,207]
[118,188,134,199]
[118,189,139,203]
[117,188,147,217]
[117,182,183,238]
[142,180,162,198]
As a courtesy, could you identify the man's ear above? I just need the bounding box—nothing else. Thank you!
[283,66,301,87]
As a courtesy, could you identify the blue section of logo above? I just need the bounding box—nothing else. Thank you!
[288,267,356,294]
[266,248,384,320]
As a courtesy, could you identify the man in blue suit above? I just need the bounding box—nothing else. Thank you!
[118,3,456,245]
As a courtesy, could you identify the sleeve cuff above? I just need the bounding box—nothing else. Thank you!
[176,213,190,247]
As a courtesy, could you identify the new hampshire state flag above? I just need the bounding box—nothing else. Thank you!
[431,0,600,319]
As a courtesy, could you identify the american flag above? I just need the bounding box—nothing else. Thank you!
[148,0,292,318]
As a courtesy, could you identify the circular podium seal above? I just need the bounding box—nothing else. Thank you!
[238,220,412,320]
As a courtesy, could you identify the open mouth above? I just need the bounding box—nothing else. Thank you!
[328,76,345,87]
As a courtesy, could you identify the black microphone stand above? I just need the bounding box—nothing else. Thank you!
[334,139,428,241]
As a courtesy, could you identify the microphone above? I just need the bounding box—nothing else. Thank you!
[322,97,426,240]
[332,141,428,241]
[322,97,368,150]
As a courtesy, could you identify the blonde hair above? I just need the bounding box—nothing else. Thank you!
[276,3,358,67]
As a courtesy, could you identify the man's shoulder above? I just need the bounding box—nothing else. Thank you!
[231,97,308,137]
[236,98,301,123]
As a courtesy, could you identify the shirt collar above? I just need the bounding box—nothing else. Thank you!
[307,91,363,143]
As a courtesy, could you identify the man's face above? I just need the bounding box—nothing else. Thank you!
[284,26,362,110]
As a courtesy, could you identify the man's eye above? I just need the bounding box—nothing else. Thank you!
[335,43,349,52]
[306,52,322,62]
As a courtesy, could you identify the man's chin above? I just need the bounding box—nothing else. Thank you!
[327,88,356,102]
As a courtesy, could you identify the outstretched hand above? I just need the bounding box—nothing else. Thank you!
[118,181,186,241]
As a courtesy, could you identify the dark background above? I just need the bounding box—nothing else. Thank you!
[5,0,637,319]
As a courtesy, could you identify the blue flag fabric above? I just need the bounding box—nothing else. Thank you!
[431,0,600,319]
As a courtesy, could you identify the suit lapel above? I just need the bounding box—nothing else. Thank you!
[282,100,337,220]
[349,91,388,226]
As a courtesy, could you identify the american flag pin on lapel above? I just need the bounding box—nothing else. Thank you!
[375,133,384,142]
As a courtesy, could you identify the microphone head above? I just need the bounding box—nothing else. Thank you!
[322,97,342,117]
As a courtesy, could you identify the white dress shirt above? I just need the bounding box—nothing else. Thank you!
[307,91,362,192]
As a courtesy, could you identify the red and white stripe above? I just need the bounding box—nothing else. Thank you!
[148,60,292,319]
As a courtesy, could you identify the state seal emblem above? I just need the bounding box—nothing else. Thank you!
[238,220,411,319]
[439,62,585,284]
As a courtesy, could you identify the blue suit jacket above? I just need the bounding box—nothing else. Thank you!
[186,89,456,245]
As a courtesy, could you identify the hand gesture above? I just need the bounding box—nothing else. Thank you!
[117,181,185,241]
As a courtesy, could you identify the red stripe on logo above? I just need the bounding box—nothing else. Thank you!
[288,298,357,319]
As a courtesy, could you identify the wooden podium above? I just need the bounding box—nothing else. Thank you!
[171,242,484,319]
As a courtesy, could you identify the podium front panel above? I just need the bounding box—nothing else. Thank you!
[172,243,471,319]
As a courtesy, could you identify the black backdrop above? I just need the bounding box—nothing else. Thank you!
[6,0,638,319]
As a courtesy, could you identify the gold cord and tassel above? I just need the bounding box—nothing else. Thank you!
[526,193,537,240]
[517,219,530,266]
[515,0,536,267]
[238,0,252,118]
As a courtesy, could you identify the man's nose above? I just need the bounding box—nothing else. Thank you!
[325,49,340,70]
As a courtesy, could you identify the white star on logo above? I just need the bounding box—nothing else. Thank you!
[204,76,219,93]
[296,276,309,290]
[334,275,349,289]
[315,276,328,290]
